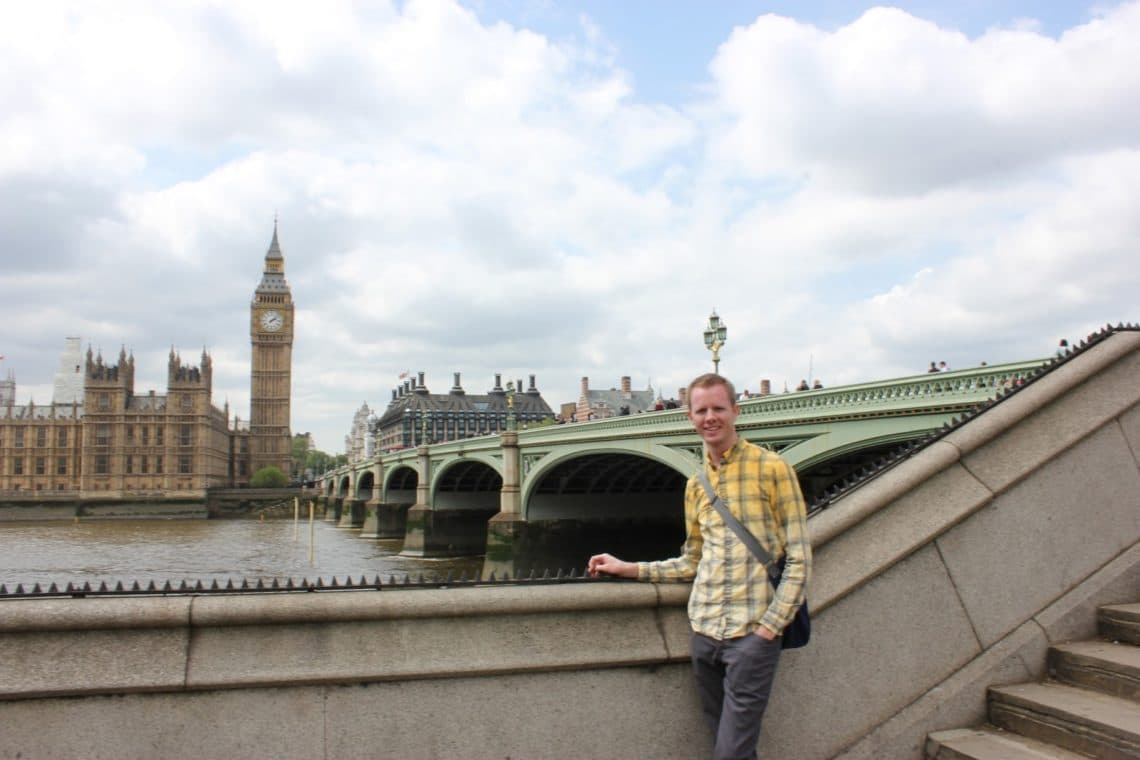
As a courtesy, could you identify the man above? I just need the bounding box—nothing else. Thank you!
[588,373,811,760]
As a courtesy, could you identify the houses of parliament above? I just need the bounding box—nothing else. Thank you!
[0,226,294,497]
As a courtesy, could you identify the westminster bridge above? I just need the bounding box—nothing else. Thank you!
[315,359,1047,577]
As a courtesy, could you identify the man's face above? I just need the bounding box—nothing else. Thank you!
[687,383,739,453]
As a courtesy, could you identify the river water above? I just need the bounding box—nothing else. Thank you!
[0,519,484,588]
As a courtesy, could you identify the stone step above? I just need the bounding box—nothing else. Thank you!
[989,681,1140,760]
[1101,603,1140,645]
[1049,640,1140,702]
[924,727,1089,759]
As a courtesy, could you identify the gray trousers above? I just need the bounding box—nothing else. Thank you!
[691,631,783,760]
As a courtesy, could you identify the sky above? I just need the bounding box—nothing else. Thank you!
[2,0,1138,454]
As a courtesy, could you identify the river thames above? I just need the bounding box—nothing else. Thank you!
[0,519,484,588]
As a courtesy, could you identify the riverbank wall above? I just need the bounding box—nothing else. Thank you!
[0,488,311,521]
[0,497,208,521]
[1,331,1137,758]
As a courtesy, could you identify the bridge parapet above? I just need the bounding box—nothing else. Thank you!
[318,359,1050,496]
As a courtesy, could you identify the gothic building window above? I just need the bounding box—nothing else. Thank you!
[36,427,47,447]
[57,457,67,475]
[95,424,110,446]
[14,458,24,475]
[179,455,191,474]
[35,457,45,475]
[95,455,108,475]
[155,455,163,474]
[57,428,67,447]
[180,425,191,446]
[14,429,24,448]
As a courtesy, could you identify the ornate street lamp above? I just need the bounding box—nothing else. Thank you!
[703,310,728,374]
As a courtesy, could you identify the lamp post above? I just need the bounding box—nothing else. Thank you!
[703,310,728,374]
[505,380,517,432]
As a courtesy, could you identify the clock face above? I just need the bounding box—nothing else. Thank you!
[260,309,283,332]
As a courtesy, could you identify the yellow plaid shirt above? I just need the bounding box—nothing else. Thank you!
[638,438,812,640]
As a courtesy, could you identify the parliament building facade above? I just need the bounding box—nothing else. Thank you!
[0,226,294,498]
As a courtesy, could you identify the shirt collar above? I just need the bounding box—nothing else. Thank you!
[706,438,743,468]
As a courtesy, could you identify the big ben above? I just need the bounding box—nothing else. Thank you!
[250,221,294,477]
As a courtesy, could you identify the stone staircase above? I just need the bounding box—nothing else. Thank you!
[926,603,1140,759]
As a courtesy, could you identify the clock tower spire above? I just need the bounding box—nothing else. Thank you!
[250,219,295,479]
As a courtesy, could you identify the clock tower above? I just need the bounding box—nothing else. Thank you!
[250,221,294,478]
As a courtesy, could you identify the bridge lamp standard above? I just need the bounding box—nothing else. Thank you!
[505,381,517,432]
[703,311,728,374]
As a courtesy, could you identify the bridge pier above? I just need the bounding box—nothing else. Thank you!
[324,497,342,523]
[402,507,494,557]
[359,500,380,538]
[483,512,529,579]
[360,501,410,539]
[337,499,365,529]
[376,502,411,539]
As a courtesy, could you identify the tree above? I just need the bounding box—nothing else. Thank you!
[250,466,288,488]
[291,435,309,479]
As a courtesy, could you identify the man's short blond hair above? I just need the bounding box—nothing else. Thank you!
[687,373,737,406]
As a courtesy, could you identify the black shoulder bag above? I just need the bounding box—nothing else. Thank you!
[696,469,811,649]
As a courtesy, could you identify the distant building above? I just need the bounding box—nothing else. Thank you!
[52,337,85,405]
[575,376,655,421]
[0,371,13,407]
[345,403,375,464]
[0,343,237,495]
[372,372,554,451]
[0,224,296,497]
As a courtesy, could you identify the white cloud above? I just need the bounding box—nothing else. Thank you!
[2,1,1138,452]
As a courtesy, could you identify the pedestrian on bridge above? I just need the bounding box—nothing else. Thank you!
[588,373,812,760]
